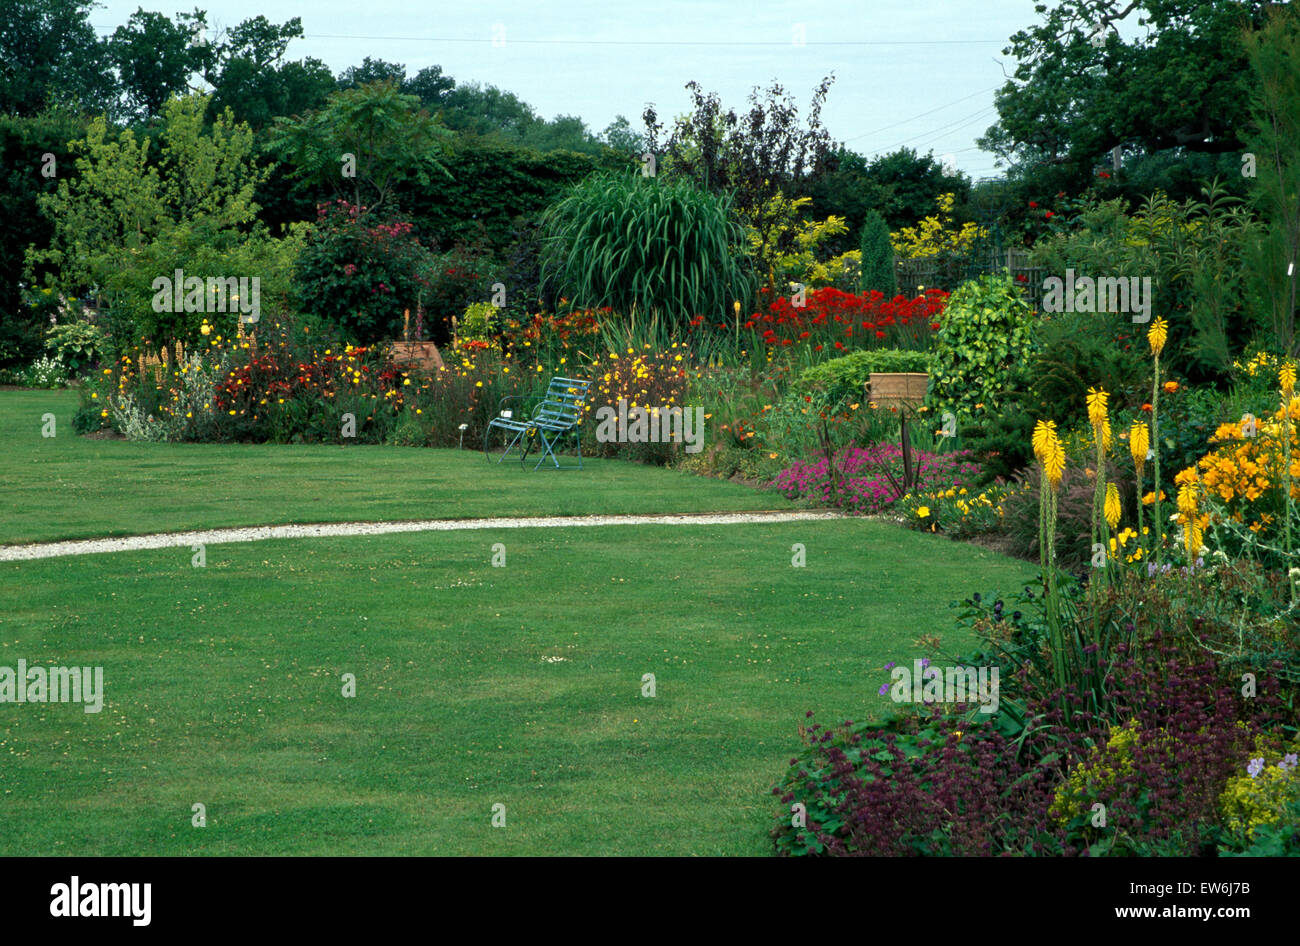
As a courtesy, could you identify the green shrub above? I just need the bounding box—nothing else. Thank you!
[44,319,105,376]
[960,366,1039,484]
[928,274,1039,423]
[1029,186,1257,383]
[792,348,931,411]
[858,209,896,295]
[459,301,497,342]
[1030,308,1151,428]
[292,202,434,346]
[20,355,68,389]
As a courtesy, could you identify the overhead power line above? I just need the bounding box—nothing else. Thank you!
[91,24,1006,48]
[842,85,1000,143]
[299,34,1008,47]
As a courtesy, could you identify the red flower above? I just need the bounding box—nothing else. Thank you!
[1045,210,1054,219]
[1028,201,1038,209]
[875,330,886,339]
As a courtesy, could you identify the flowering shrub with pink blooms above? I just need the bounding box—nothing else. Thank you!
[773,445,981,514]
[291,200,438,345]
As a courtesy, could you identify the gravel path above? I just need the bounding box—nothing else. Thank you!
[0,510,844,562]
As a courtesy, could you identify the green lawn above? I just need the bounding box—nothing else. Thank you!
[0,389,779,545]
[0,384,1034,855]
[0,521,1033,856]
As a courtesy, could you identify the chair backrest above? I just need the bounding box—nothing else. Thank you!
[532,376,590,428]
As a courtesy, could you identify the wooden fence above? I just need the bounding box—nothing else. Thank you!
[896,249,1047,311]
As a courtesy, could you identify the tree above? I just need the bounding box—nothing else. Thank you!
[337,57,406,91]
[0,110,88,366]
[109,8,211,122]
[981,1,1273,191]
[518,114,604,155]
[1242,7,1300,354]
[0,0,115,116]
[403,65,455,108]
[601,115,643,156]
[29,94,275,357]
[642,77,839,292]
[203,16,335,129]
[266,80,452,215]
[859,210,896,295]
[438,81,540,139]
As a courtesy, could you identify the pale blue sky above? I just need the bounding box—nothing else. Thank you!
[90,0,1053,178]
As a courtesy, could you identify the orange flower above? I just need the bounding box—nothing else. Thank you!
[1163,381,1179,394]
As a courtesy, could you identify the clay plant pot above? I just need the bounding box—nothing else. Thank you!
[390,341,445,372]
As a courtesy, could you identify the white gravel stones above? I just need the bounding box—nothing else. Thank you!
[0,510,844,562]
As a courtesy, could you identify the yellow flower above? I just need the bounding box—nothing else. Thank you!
[1032,418,1055,457]
[1033,419,1066,489]
[917,506,931,518]
[1129,420,1149,469]
[1104,482,1121,529]
[1086,386,1109,430]
[1281,362,1296,395]
[1148,317,1168,357]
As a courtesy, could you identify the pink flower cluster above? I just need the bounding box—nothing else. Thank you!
[773,444,980,514]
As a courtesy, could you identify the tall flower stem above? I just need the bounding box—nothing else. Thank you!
[1282,365,1296,604]
[1151,353,1163,564]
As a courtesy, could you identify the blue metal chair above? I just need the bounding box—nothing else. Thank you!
[484,376,591,470]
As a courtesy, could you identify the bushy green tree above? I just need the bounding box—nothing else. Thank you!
[928,274,1039,422]
[291,201,435,345]
[0,0,116,116]
[981,0,1271,198]
[28,94,279,357]
[0,110,86,365]
[203,16,335,130]
[859,210,896,295]
[108,8,210,122]
[1242,8,1300,354]
[266,80,452,216]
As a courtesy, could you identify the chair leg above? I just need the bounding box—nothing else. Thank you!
[485,424,527,464]
[533,431,559,470]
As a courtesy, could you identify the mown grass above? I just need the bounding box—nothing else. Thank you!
[0,389,781,545]
[0,520,1033,855]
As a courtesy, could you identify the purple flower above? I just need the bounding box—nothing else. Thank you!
[1281,753,1298,772]
[884,661,896,671]
[878,683,890,696]
[1247,757,1265,778]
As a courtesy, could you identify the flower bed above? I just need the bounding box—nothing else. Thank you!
[734,286,949,353]
[773,444,981,514]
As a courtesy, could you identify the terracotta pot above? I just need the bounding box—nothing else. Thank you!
[390,341,445,372]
